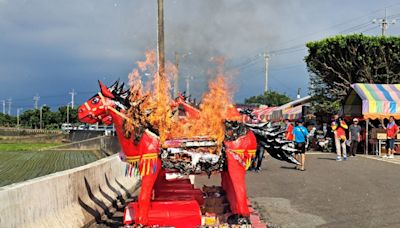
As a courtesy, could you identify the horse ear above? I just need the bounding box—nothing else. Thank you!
[98,80,115,98]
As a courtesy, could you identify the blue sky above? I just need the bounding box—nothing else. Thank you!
[1,0,400,115]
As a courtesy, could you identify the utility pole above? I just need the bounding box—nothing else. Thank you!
[66,103,70,124]
[185,75,193,95]
[17,108,23,127]
[264,53,270,93]
[186,77,190,95]
[7,98,11,115]
[69,89,77,108]
[174,52,180,97]
[33,95,40,109]
[40,104,46,129]
[373,8,396,36]
[157,0,165,82]
[1,100,5,114]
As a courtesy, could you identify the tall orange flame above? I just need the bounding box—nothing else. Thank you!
[127,51,239,153]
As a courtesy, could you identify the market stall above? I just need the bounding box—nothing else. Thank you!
[270,96,312,122]
[283,105,303,121]
[252,106,277,122]
[342,83,400,154]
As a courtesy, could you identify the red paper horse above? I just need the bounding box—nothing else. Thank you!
[78,81,257,225]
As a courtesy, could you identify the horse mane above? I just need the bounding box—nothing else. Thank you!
[107,80,130,109]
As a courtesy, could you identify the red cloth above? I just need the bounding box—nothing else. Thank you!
[285,124,294,141]
[386,123,398,138]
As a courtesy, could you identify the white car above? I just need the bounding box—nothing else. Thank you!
[61,123,73,131]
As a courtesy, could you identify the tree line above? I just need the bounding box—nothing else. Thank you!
[0,106,78,129]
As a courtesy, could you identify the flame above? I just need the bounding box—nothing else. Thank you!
[126,51,239,153]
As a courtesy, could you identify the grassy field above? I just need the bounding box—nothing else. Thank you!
[0,143,100,187]
[0,142,61,151]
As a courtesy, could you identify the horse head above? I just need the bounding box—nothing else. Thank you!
[78,80,129,125]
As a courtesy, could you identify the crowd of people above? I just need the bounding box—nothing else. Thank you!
[249,114,399,172]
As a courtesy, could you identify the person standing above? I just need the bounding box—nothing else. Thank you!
[349,118,361,157]
[382,116,399,159]
[251,144,264,172]
[332,115,348,161]
[293,119,309,171]
[284,119,294,141]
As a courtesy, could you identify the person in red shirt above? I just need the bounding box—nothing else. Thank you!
[332,114,348,161]
[382,116,399,159]
[284,119,294,141]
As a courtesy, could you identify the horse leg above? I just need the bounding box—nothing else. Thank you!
[225,152,250,217]
[136,159,162,225]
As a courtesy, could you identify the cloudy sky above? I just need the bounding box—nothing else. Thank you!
[1,0,400,114]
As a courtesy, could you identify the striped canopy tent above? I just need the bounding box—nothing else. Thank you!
[252,106,277,122]
[343,83,400,155]
[283,105,302,121]
[343,84,400,119]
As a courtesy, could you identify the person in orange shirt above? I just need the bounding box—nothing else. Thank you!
[332,114,348,161]
[284,119,294,141]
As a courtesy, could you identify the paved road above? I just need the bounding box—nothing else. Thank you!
[196,153,400,228]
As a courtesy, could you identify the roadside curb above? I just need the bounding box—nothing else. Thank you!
[360,155,400,165]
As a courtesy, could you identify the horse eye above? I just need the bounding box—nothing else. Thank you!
[92,97,100,104]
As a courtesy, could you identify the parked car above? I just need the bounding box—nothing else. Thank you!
[61,123,73,131]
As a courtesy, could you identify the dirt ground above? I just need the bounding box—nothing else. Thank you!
[195,153,400,228]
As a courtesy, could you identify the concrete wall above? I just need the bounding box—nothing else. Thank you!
[46,136,121,156]
[68,130,106,142]
[0,154,140,228]
[0,127,62,136]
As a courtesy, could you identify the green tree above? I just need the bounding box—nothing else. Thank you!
[0,113,16,127]
[244,91,292,106]
[305,34,400,115]
[58,106,78,124]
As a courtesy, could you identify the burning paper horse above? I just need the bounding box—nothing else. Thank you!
[78,80,257,225]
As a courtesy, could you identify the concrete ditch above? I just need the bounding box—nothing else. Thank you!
[0,154,140,228]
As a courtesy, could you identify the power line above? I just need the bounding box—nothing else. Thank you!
[360,25,380,34]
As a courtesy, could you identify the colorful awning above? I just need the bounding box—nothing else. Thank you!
[252,107,277,122]
[352,83,400,119]
[283,105,302,121]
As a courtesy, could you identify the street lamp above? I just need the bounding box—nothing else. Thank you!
[39,104,46,129]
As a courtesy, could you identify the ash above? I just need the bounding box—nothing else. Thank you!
[161,139,225,176]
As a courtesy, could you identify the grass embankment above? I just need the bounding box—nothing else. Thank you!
[0,150,99,187]
[0,142,62,151]
[0,142,101,187]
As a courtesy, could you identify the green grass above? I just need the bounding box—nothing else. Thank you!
[0,150,99,187]
[0,143,61,151]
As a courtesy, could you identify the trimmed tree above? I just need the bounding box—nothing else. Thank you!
[244,90,291,106]
[305,34,400,115]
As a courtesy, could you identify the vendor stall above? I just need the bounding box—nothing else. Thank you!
[342,83,400,154]
[283,105,303,121]
[270,96,312,122]
[252,106,277,122]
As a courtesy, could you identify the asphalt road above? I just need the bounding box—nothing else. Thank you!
[196,153,400,228]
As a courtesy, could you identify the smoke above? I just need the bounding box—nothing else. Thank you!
[163,0,311,99]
